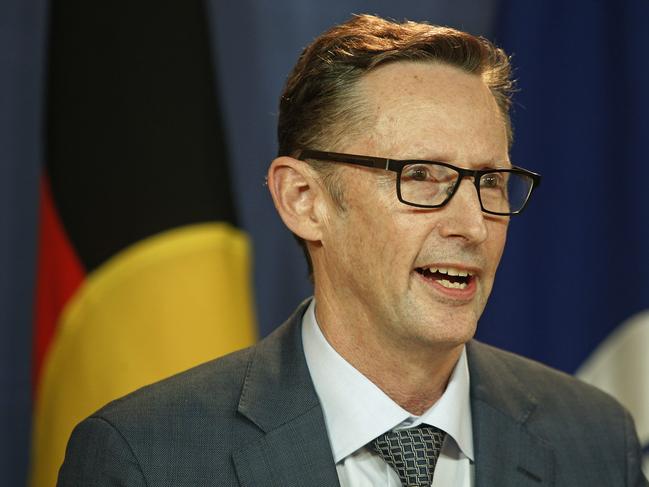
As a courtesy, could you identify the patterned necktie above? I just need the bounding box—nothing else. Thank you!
[370,425,446,487]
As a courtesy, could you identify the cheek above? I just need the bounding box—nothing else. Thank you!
[379,214,429,279]
[337,177,422,279]
[344,209,409,275]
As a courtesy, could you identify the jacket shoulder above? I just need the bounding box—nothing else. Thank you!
[96,345,255,422]
[467,339,636,449]
[468,339,623,411]
[467,340,647,486]
[59,346,262,485]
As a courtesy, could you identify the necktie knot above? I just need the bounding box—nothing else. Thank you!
[370,425,446,487]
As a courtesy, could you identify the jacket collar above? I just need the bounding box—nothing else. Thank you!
[467,340,556,487]
[232,299,341,487]
[232,301,556,487]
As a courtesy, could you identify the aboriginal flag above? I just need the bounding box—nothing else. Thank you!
[29,2,256,486]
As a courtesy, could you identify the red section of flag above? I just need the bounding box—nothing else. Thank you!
[32,175,85,393]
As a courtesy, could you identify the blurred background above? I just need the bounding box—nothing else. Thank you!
[2,0,648,484]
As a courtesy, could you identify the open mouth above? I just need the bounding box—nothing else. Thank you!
[415,266,474,290]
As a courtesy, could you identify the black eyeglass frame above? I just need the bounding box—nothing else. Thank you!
[298,149,541,216]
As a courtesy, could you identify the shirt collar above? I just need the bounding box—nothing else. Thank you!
[302,299,474,463]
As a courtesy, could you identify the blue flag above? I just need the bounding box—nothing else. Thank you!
[476,0,649,471]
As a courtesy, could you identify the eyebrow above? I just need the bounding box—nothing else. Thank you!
[475,161,512,170]
[400,150,510,167]
[405,156,512,170]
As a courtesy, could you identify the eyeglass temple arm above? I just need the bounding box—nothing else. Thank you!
[298,150,393,171]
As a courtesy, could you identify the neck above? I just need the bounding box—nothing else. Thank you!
[313,294,464,416]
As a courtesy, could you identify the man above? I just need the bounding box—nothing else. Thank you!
[58,14,647,486]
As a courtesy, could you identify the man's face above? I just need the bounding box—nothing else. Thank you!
[314,61,510,353]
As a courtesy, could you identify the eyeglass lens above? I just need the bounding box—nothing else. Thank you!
[399,163,533,214]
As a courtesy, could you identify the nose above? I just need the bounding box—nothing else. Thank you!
[437,179,488,244]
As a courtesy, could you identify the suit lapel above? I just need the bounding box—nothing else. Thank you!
[231,307,556,486]
[467,341,555,487]
[233,406,340,487]
[232,300,340,487]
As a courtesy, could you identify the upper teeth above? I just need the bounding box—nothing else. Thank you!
[427,267,471,277]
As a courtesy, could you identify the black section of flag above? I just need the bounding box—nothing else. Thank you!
[46,1,236,272]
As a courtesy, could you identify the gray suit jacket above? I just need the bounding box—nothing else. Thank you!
[58,301,648,486]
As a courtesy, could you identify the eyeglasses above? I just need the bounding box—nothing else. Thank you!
[298,149,541,216]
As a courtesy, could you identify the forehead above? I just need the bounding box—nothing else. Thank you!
[349,61,508,164]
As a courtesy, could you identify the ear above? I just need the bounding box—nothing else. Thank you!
[267,156,325,242]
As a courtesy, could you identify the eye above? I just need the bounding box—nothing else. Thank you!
[404,165,432,182]
[481,172,504,189]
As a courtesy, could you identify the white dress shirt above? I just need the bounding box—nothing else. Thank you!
[302,300,474,487]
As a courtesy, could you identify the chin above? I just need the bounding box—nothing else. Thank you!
[420,316,478,349]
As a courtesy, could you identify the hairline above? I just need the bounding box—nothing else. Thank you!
[304,58,511,191]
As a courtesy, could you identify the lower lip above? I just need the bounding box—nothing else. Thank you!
[415,271,478,301]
